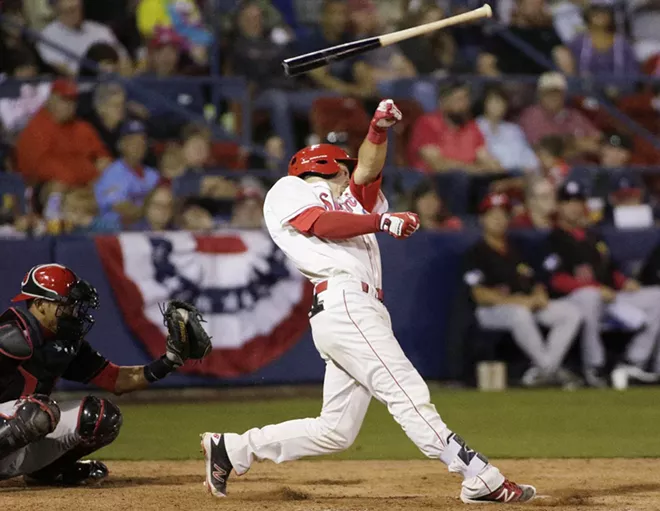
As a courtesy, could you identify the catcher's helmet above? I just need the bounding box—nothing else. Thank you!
[288,144,357,180]
[12,264,79,303]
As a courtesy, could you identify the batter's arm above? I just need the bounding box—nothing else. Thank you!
[353,99,402,186]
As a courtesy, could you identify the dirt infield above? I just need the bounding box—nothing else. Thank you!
[2,459,660,511]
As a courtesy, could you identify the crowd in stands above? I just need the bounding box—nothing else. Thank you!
[2,0,660,386]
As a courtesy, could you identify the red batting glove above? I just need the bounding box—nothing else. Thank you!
[367,99,403,145]
[379,212,420,239]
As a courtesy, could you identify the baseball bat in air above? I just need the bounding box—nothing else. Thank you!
[282,4,492,77]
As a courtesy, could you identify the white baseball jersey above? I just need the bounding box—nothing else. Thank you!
[263,175,389,288]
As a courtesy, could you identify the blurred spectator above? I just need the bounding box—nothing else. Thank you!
[407,81,501,173]
[137,0,213,66]
[476,86,539,171]
[518,72,601,158]
[602,173,653,229]
[543,178,660,387]
[629,0,660,63]
[23,0,55,31]
[158,122,212,179]
[478,0,575,76]
[142,27,183,77]
[178,197,215,232]
[608,174,645,208]
[349,0,417,90]
[297,0,366,97]
[535,135,570,188]
[37,0,131,76]
[568,3,638,93]
[398,5,468,76]
[135,184,175,231]
[409,179,463,231]
[82,82,127,157]
[230,179,265,229]
[16,79,111,186]
[78,41,121,77]
[464,191,582,388]
[227,2,291,91]
[94,120,160,227]
[511,176,557,229]
[638,232,660,287]
[0,68,51,142]
[0,0,52,77]
[599,130,633,169]
[61,186,121,234]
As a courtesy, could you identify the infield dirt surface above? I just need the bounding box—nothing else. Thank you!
[2,458,659,511]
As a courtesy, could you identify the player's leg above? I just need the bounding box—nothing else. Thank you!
[203,358,371,496]
[0,395,60,480]
[534,299,582,374]
[12,396,122,485]
[476,304,553,376]
[565,287,607,386]
[316,289,535,503]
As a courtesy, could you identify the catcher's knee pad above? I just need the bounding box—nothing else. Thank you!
[77,396,123,447]
[0,394,61,458]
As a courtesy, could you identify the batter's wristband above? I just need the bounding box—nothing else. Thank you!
[144,355,178,383]
[367,122,388,145]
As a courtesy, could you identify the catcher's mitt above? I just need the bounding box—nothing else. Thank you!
[162,300,212,365]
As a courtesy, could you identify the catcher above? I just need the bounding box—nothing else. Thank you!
[0,263,211,485]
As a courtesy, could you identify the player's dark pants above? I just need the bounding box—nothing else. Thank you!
[0,396,121,480]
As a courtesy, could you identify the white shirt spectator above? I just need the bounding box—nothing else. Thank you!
[37,20,127,75]
[628,0,660,62]
[477,117,539,170]
[0,82,51,139]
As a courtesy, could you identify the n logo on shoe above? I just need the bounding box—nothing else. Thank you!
[213,464,227,483]
[496,487,518,502]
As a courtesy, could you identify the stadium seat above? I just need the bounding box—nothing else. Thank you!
[309,97,370,155]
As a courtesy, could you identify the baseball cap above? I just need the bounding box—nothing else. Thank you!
[478,192,511,215]
[51,78,78,99]
[611,173,643,198]
[557,180,587,201]
[602,131,633,151]
[119,119,146,137]
[538,72,568,92]
[149,27,184,50]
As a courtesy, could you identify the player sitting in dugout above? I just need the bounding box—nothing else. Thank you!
[0,264,211,485]
[542,180,660,389]
[464,192,583,389]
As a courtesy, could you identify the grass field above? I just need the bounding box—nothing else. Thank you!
[100,386,660,460]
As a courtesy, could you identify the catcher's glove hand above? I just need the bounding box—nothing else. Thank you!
[162,300,212,366]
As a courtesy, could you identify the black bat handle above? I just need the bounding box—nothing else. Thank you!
[282,37,381,77]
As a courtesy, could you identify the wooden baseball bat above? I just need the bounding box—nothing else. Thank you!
[282,4,492,77]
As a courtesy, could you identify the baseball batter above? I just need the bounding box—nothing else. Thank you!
[201,100,536,504]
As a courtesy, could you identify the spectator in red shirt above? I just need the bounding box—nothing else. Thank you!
[518,72,601,159]
[407,81,501,173]
[511,176,557,229]
[15,79,112,187]
[409,179,463,231]
[535,135,571,189]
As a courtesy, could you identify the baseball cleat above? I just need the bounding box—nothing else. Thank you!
[200,432,233,497]
[24,460,109,487]
[461,479,536,504]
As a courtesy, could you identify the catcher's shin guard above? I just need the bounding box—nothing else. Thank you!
[25,396,122,485]
[0,394,60,459]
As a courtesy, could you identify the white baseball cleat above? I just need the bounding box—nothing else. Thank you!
[200,432,233,497]
[460,465,536,504]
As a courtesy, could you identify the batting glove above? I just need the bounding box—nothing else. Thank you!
[379,212,420,239]
[368,99,403,144]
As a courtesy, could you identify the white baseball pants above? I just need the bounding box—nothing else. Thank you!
[224,278,504,492]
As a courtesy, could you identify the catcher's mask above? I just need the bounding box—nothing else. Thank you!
[13,264,99,340]
[287,143,357,180]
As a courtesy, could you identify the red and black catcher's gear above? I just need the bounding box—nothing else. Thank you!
[288,144,357,180]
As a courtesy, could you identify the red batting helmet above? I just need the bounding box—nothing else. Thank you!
[12,264,79,303]
[288,144,358,179]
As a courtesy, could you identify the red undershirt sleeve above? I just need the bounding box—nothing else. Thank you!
[613,271,627,290]
[289,207,381,240]
[349,173,383,213]
[90,362,120,392]
[550,272,600,294]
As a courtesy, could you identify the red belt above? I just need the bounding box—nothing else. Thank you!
[314,280,384,302]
